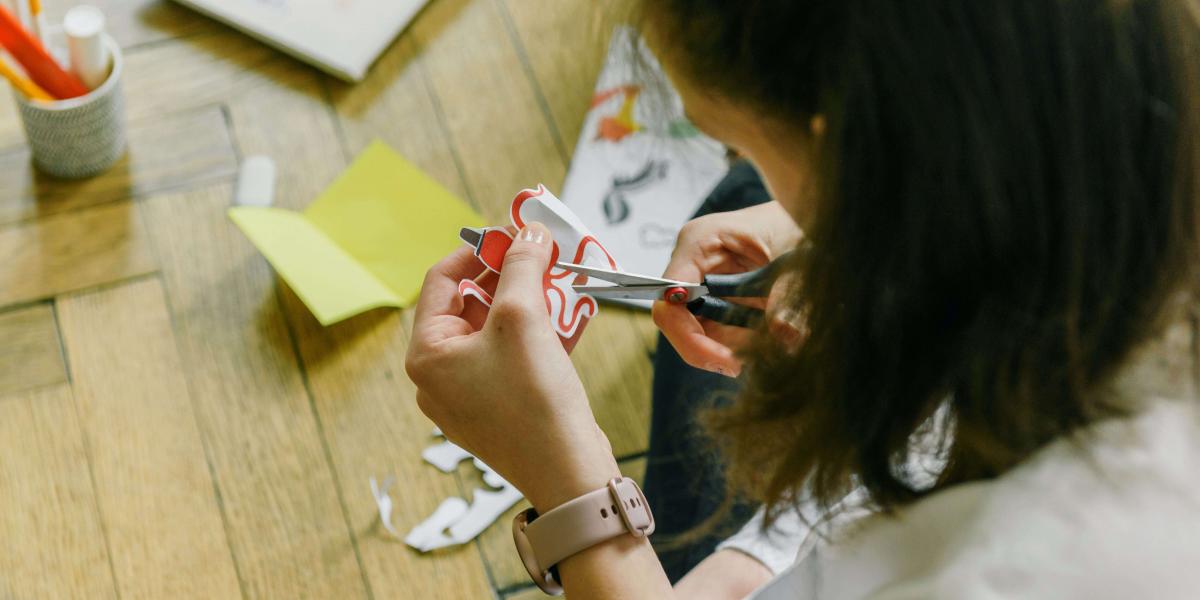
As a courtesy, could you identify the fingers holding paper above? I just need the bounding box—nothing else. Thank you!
[411,245,486,345]
[406,222,620,513]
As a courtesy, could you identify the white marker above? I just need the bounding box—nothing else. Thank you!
[64,5,109,90]
[235,156,277,207]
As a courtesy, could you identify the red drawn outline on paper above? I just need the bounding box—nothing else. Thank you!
[510,185,619,335]
[458,279,494,307]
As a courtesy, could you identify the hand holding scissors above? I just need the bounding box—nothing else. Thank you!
[561,251,794,329]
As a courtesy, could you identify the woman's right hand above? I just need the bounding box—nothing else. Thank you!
[652,201,802,376]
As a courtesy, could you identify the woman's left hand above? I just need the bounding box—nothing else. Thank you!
[405,222,621,512]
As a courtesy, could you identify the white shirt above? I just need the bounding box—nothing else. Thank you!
[734,397,1200,599]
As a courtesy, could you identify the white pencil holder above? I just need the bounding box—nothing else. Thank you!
[13,34,125,179]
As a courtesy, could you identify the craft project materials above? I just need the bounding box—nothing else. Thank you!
[14,30,125,178]
[0,3,87,99]
[560,28,728,305]
[458,185,619,349]
[63,5,108,90]
[229,140,485,325]
[0,53,50,100]
[28,0,46,49]
[234,155,276,207]
[372,431,525,552]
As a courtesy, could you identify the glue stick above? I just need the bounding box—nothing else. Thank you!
[63,5,107,90]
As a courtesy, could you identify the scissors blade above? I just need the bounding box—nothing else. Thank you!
[557,262,685,287]
[458,227,484,248]
[574,284,709,301]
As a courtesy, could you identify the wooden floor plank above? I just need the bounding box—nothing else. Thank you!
[475,455,647,591]
[498,0,614,157]
[56,277,243,600]
[225,53,495,598]
[0,106,238,227]
[0,303,67,397]
[0,385,117,600]
[410,0,568,220]
[0,201,158,308]
[221,59,346,211]
[325,37,472,203]
[281,300,497,600]
[139,183,369,599]
[121,30,284,124]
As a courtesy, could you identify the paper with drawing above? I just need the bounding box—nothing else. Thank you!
[560,28,729,301]
[459,184,619,348]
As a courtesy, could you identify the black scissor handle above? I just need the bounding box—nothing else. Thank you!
[700,249,796,298]
[686,296,764,328]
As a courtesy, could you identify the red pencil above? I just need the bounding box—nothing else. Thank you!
[0,3,87,99]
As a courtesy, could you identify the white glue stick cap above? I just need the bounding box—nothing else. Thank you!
[64,6,109,90]
[235,156,277,207]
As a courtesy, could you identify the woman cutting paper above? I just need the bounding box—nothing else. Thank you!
[404,0,1200,597]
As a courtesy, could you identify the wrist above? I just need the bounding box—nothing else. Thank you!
[522,431,621,513]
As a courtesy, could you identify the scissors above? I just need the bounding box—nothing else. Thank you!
[561,250,795,328]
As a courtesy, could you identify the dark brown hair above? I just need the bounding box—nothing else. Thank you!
[643,0,1200,522]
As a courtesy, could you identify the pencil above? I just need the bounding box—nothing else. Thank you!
[0,54,51,100]
[28,0,45,48]
[0,3,88,98]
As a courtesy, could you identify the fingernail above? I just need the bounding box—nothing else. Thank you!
[519,222,549,245]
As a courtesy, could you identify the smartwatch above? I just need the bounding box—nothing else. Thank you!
[512,477,655,595]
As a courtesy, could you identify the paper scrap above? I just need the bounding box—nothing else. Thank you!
[229,140,485,325]
[422,440,473,473]
[403,496,470,550]
[234,155,276,207]
[372,431,526,552]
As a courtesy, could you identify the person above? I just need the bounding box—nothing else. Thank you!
[404,0,1200,598]
[641,159,773,582]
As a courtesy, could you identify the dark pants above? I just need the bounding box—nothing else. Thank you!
[643,160,773,582]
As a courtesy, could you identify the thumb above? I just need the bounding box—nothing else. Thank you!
[492,221,553,313]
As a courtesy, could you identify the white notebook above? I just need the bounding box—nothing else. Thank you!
[171,0,429,81]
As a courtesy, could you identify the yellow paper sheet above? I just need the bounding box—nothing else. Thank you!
[229,141,484,325]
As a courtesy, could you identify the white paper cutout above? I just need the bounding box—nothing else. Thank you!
[457,278,494,307]
[459,186,620,342]
[422,440,473,473]
[404,496,470,551]
[511,185,620,340]
[371,431,526,552]
[369,476,399,536]
[444,484,524,545]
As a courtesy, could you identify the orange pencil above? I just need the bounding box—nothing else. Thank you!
[28,0,47,48]
[0,3,87,99]
[0,54,51,100]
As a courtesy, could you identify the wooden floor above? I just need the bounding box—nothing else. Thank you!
[0,1,656,598]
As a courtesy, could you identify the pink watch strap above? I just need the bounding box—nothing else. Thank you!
[512,477,654,594]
